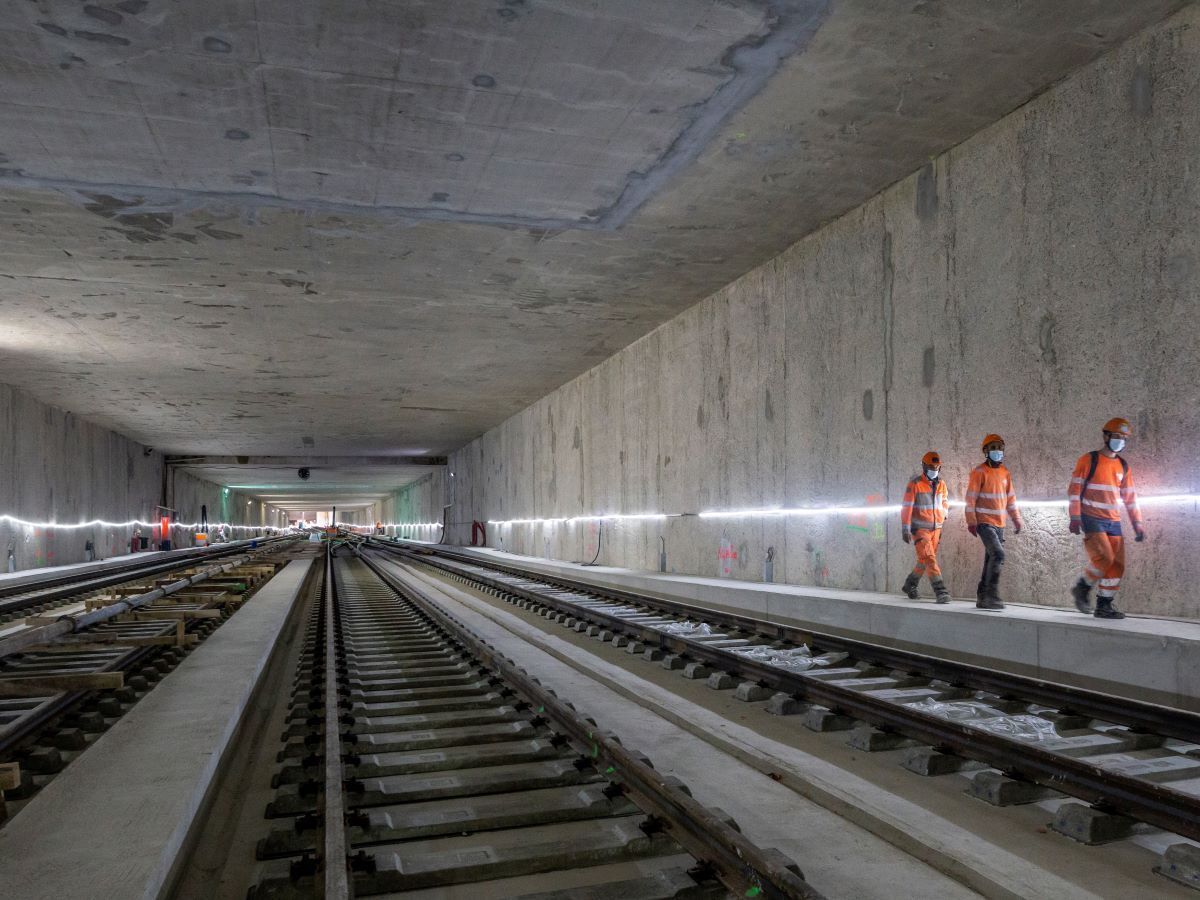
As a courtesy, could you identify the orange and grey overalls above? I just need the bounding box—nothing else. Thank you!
[1068,452,1142,601]
[901,473,950,580]
[965,462,1023,596]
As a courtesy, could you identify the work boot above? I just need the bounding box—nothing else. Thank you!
[979,569,1004,610]
[976,591,1005,611]
[975,580,985,603]
[931,578,951,605]
[901,572,920,600]
[1094,598,1126,620]
[1070,579,1093,614]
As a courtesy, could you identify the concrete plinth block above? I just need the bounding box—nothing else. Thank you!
[611,635,630,648]
[901,747,985,776]
[585,625,601,637]
[573,621,590,633]
[1051,802,1137,844]
[765,693,806,716]
[1157,842,1200,889]
[20,747,65,774]
[625,641,645,655]
[682,662,711,680]
[734,681,773,702]
[706,672,737,690]
[596,630,614,642]
[848,726,918,752]
[553,613,569,624]
[1040,712,1092,731]
[803,706,857,732]
[563,618,577,628]
[660,654,685,671]
[642,647,665,662]
[968,770,1062,806]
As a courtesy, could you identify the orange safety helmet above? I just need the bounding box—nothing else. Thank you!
[921,451,942,467]
[980,433,1004,451]
[1102,417,1132,437]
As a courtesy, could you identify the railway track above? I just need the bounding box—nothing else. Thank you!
[249,545,822,898]
[370,540,1200,885]
[0,537,302,821]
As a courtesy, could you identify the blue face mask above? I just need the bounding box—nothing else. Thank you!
[987,449,1004,463]
[925,468,939,481]
[1108,437,1126,453]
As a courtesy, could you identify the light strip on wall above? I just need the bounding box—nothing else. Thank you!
[479,492,1199,526]
[0,515,285,532]
[487,513,671,526]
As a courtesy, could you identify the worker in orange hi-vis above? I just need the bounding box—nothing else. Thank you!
[900,451,952,604]
[965,434,1023,612]
[1067,417,1145,620]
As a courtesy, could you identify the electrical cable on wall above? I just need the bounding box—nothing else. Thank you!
[583,520,603,566]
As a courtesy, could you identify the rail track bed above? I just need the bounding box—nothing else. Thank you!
[0,539,302,821]
[250,548,821,899]
[376,540,1200,890]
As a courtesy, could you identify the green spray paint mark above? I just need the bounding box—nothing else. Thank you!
[745,888,762,898]
[605,766,615,774]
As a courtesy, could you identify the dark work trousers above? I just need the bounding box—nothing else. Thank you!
[977,524,1006,593]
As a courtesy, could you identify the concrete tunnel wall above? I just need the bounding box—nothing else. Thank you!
[377,471,448,541]
[436,7,1200,619]
[0,381,278,571]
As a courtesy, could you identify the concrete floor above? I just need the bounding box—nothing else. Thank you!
[388,559,1194,900]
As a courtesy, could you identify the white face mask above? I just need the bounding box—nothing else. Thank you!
[925,468,940,480]
[1108,437,1126,453]
[987,449,1004,463]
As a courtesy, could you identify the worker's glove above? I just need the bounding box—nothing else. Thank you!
[1134,528,1146,543]
[966,524,978,537]
[1068,518,1081,535]
[902,529,912,544]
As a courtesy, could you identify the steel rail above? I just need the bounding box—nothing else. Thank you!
[381,541,1200,745]
[322,545,351,899]
[356,548,824,900]
[0,537,284,608]
[375,543,1200,843]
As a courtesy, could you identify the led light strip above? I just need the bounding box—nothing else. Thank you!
[479,492,1199,526]
[0,514,286,532]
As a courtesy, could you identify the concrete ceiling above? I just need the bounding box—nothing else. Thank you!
[0,1,1189,481]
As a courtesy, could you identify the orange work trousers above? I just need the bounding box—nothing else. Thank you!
[1083,532,1125,597]
[911,528,942,579]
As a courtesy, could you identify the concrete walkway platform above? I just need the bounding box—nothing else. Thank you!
[0,557,313,900]
[445,546,1200,712]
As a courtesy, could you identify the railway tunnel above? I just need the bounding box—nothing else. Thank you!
[0,1,1199,897]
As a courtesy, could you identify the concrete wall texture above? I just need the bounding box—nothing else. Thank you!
[0,382,277,571]
[443,8,1200,619]
[377,471,448,542]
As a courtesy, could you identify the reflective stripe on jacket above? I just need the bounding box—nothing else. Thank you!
[1068,453,1142,525]
[901,474,949,531]
[965,463,1022,529]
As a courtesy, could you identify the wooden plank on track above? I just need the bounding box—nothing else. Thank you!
[124,609,221,621]
[0,762,20,790]
[0,672,124,696]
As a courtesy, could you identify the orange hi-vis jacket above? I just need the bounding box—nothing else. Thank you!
[1068,452,1143,526]
[901,474,949,532]
[965,463,1023,529]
